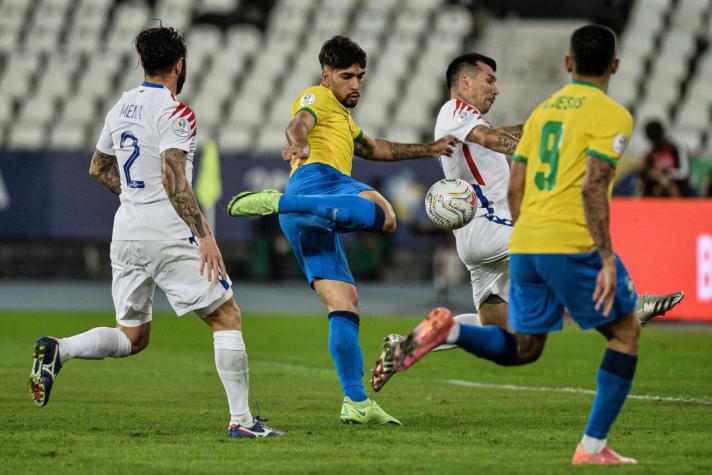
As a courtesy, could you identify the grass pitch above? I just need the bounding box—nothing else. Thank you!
[1,310,711,474]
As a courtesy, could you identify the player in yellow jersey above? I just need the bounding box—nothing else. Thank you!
[226,36,458,425]
[384,25,646,465]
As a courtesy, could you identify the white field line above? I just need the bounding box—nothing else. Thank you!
[253,360,712,406]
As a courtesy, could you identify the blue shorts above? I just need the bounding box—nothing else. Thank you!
[278,163,374,286]
[509,252,638,334]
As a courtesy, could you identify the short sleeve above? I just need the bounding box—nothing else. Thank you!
[586,104,633,169]
[96,119,114,155]
[512,115,535,164]
[349,114,362,141]
[438,103,489,142]
[292,88,332,124]
[157,100,196,155]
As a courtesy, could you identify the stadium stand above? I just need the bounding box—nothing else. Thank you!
[0,0,709,156]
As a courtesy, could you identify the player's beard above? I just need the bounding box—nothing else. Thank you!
[342,93,360,108]
[176,62,186,95]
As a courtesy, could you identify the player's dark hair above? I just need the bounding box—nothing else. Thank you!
[446,53,497,90]
[644,119,665,142]
[319,36,367,69]
[135,26,186,76]
[570,24,617,76]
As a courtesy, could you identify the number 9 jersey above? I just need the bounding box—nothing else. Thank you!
[509,80,633,254]
[96,81,197,241]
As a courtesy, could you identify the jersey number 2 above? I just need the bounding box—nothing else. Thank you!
[535,121,563,191]
[120,131,144,189]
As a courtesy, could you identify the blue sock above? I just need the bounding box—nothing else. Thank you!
[328,311,368,402]
[456,324,518,365]
[279,194,386,232]
[584,348,637,439]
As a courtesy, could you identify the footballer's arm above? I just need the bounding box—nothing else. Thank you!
[353,132,459,161]
[467,125,521,155]
[89,149,121,196]
[508,159,527,222]
[282,110,315,167]
[582,155,617,316]
[161,147,227,282]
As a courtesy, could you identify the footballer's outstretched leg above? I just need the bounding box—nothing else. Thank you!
[394,307,455,372]
[29,337,62,407]
[635,291,684,326]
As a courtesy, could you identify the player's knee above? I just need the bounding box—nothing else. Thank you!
[127,332,150,354]
[202,298,242,331]
[506,332,546,366]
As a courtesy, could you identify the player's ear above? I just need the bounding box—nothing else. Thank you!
[321,67,331,87]
[610,58,620,75]
[564,55,574,73]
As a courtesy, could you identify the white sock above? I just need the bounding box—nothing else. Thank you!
[581,434,607,454]
[60,327,132,362]
[214,330,253,427]
[434,313,481,350]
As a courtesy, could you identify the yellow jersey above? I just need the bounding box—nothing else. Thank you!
[509,80,633,254]
[290,85,362,176]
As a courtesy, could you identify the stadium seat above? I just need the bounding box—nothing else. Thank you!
[49,121,87,150]
[7,120,46,150]
[218,126,253,152]
[19,96,57,124]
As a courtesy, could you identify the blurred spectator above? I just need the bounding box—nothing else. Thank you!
[639,120,696,197]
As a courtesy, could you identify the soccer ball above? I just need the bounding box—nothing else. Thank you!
[424,178,477,230]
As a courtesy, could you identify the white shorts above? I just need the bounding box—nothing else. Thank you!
[110,239,234,327]
[453,216,512,309]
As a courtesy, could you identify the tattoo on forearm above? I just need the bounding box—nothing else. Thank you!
[161,148,210,238]
[386,141,431,160]
[497,124,524,140]
[582,158,615,259]
[90,150,122,195]
[492,131,519,155]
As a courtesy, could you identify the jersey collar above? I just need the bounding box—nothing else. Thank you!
[571,79,602,90]
[141,81,165,89]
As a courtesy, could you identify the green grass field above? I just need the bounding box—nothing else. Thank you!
[1,311,711,474]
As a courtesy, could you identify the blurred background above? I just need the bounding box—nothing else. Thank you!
[0,0,710,319]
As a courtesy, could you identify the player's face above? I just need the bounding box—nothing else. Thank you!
[322,64,365,108]
[176,58,186,95]
[463,63,499,114]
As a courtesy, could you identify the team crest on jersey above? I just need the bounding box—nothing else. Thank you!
[455,109,474,124]
[172,117,192,137]
[300,93,317,107]
[612,133,629,155]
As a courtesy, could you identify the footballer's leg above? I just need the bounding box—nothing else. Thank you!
[370,312,481,392]
[30,325,137,407]
[314,279,400,425]
[202,297,284,438]
[573,311,639,465]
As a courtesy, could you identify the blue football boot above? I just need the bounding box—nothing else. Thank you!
[29,337,62,407]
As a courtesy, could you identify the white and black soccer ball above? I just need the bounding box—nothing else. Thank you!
[424,178,477,230]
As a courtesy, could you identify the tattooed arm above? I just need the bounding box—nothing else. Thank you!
[353,132,459,161]
[89,149,121,196]
[467,125,520,155]
[161,147,227,282]
[582,155,617,316]
[495,124,524,140]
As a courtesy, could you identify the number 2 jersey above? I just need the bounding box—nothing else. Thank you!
[510,80,633,254]
[96,81,197,241]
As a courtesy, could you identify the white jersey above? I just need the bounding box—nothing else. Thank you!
[96,81,197,240]
[434,99,511,223]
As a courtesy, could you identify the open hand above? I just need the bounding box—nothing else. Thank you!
[429,135,460,157]
[593,255,617,317]
[281,144,310,168]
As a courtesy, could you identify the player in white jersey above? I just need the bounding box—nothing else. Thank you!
[29,26,282,439]
[371,53,684,391]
